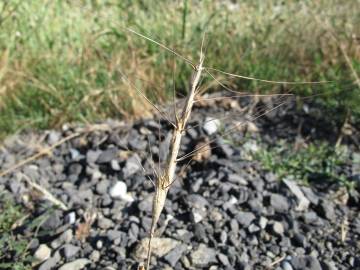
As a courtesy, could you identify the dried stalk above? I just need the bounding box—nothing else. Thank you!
[145,49,204,270]
[21,173,68,211]
[0,124,115,178]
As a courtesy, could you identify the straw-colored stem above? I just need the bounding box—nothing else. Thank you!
[145,52,204,270]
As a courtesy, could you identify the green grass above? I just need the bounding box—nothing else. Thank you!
[255,141,354,189]
[0,194,32,270]
[0,0,359,139]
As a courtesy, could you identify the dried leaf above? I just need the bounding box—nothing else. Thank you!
[75,222,90,241]
[193,139,212,162]
[75,209,97,241]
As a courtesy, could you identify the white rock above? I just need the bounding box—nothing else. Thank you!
[192,210,204,223]
[283,178,310,211]
[203,117,221,135]
[109,181,134,202]
[109,181,127,197]
[34,244,51,262]
[66,212,76,225]
[228,196,238,205]
[120,193,134,202]
[90,250,100,262]
[259,216,268,229]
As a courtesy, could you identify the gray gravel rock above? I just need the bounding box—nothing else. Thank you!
[292,232,307,248]
[218,253,231,266]
[62,244,80,259]
[96,179,110,195]
[51,229,73,249]
[134,238,180,260]
[190,244,217,267]
[281,261,294,270]
[317,199,336,221]
[97,148,118,164]
[227,174,248,185]
[41,211,62,231]
[301,186,320,205]
[164,244,188,267]
[321,260,338,270]
[215,138,234,158]
[138,195,153,213]
[186,194,209,209]
[123,154,141,177]
[235,211,256,227]
[39,254,61,270]
[269,193,290,212]
[107,230,124,242]
[86,150,101,164]
[58,258,91,270]
[290,256,322,270]
[97,217,114,230]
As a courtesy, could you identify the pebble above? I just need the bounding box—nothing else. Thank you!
[41,210,62,230]
[248,223,260,233]
[58,258,91,270]
[39,254,60,270]
[109,181,134,202]
[90,250,101,262]
[271,221,284,236]
[97,217,114,229]
[96,240,103,250]
[235,211,256,227]
[164,244,187,267]
[96,180,110,195]
[65,211,76,225]
[270,193,290,212]
[97,148,118,163]
[322,260,338,270]
[292,232,307,248]
[62,244,80,259]
[228,174,248,185]
[86,150,100,164]
[317,199,336,221]
[34,244,51,262]
[203,117,221,135]
[190,244,217,267]
[123,154,141,177]
[107,230,124,242]
[281,261,294,270]
[218,253,230,266]
[134,238,180,260]
[259,216,268,229]
[51,229,73,248]
[110,159,121,171]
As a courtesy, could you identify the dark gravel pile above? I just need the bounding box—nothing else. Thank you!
[0,98,359,270]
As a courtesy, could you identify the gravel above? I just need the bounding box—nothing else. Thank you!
[0,99,359,269]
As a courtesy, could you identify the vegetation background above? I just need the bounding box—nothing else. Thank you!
[0,0,359,140]
[0,1,360,269]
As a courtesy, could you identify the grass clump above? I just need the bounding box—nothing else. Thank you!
[255,141,352,188]
[0,194,32,270]
[0,0,359,139]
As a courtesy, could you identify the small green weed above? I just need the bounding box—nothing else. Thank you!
[255,141,352,188]
[0,194,32,270]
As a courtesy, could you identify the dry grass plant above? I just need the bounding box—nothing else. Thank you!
[126,29,333,269]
